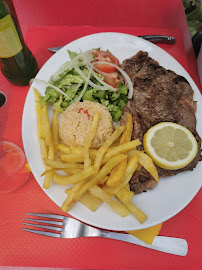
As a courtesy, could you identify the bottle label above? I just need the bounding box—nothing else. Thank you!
[0,14,22,58]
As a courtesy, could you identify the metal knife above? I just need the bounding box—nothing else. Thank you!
[48,35,175,53]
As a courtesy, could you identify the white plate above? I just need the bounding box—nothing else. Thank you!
[22,32,202,231]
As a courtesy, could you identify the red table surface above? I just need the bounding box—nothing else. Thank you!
[0,25,202,270]
[12,0,200,88]
[1,0,201,101]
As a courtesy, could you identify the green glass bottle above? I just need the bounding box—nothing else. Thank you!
[0,0,38,86]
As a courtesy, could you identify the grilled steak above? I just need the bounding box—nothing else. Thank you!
[120,51,202,194]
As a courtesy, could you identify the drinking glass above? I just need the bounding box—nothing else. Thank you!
[0,141,30,193]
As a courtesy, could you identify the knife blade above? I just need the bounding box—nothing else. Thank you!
[48,35,175,53]
[138,35,175,44]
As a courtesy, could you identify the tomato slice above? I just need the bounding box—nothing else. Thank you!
[104,72,119,88]
[93,50,119,73]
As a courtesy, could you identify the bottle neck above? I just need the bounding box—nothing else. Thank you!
[0,1,8,19]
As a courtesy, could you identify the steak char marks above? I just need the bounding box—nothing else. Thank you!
[120,51,202,194]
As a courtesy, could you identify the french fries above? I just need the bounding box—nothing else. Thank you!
[39,139,48,159]
[43,105,55,189]
[118,200,147,224]
[44,158,83,169]
[51,109,58,153]
[105,159,127,187]
[33,88,42,139]
[61,181,86,212]
[43,160,53,189]
[89,185,130,217]
[102,139,141,164]
[98,176,109,187]
[41,168,83,176]
[65,187,103,212]
[116,188,134,204]
[71,147,98,157]
[128,150,159,182]
[137,163,142,171]
[57,144,70,154]
[70,146,86,153]
[61,154,127,212]
[34,89,53,189]
[34,88,158,224]
[104,154,138,195]
[52,166,95,185]
[106,113,133,187]
[94,126,125,173]
[60,150,97,163]
[41,104,52,146]
[78,191,102,212]
[120,113,133,144]
[125,183,130,191]
[60,153,85,163]
[81,154,127,193]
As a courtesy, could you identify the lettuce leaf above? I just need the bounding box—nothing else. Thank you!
[58,74,83,87]
[43,87,60,103]
[82,89,97,102]
[67,50,78,60]
[117,82,128,95]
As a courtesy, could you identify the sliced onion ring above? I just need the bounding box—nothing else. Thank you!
[75,66,93,102]
[73,65,109,91]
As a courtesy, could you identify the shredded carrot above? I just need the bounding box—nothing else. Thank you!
[78,108,84,113]
[78,108,90,120]
[84,109,90,119]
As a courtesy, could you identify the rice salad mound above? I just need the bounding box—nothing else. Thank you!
[58,100,114,148]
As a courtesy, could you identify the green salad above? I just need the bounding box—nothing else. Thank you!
[37,50,129,121]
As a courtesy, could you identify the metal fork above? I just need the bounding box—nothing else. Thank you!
[21,213,188,256]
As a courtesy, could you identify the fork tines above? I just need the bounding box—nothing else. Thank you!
[21,213,65,238]
[25,213,65,220]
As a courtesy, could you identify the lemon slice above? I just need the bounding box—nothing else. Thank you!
[143,122,198,170]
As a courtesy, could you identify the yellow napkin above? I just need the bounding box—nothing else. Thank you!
[26,163,31,171]
[26,163,162,245]
[127,223,163,245]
